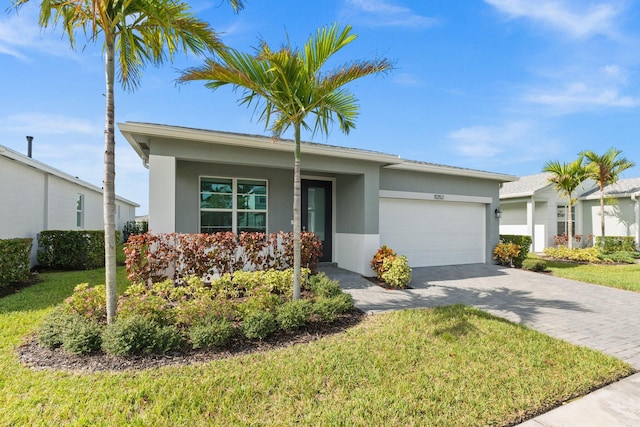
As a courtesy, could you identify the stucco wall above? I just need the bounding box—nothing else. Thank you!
[582,199,637,238]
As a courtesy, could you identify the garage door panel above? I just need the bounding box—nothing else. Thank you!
[379,198,485,267]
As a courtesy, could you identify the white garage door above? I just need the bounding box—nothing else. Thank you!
[379,198,486,267]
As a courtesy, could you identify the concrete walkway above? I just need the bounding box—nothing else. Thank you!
[320,263,640,426]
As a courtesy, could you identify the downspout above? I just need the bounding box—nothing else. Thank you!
[632,193,640,249]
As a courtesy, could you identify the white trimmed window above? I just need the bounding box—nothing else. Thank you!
[76,193,84,228]
[557,205,575,236]
[200,177,267,233]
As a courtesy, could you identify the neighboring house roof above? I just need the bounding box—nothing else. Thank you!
[0,144,139,207]
[499,173,553,199]
[119,122,517,182]
[580,177,640,200]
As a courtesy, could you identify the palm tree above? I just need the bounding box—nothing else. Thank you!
[581,148,635,247]
[12,0,244,323]
[543,159,588,249]
[179,23,391,299]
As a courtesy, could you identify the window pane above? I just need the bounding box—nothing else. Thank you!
[201,193,233,209]
[77,194,83,210]
[201,178,232,193]
[237,194,267,210]
[201,211,232,233]
[237,180,266,195]
[237,212,266,233]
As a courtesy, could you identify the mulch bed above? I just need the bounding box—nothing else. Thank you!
[17,309,366,373]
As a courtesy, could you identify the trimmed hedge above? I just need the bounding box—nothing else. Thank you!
[595,236,637,254]
[0,238,33,287]
[499,235,532,268]
[37,230,105,270]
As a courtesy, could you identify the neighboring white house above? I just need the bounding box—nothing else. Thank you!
[120,122,517,275]
[499,173,640,251]
[0,144,139,265]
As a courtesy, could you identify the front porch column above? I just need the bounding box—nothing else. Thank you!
[148,154,176,233]
[527,198,535,252]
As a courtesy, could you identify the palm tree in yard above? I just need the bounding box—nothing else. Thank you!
[11,0,244,323]
[543,158,588,249]
[581,148,635,247]
[179,23,391,300]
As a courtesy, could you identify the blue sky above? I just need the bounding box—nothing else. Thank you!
[2,0,640,215]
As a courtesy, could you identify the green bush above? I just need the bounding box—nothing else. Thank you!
[64,283,107,323]
[276,300,312,331]
[493,242,521,266]
[370,245,397,279]
[308,273,342,298]
[522,258,548,272]
[37,307,82,350]
[122,220,148,244]
[0,238,32,287]
[102,315,178,356]
[242,311,277,340]
[595,236,637,253]
[189,317,235,349]
[61,318,103,355]
[37,230,105,270]
[600,251,637,264]
[499,235,532,267]
[312,294,354,322]
[116,293,175,326]
[381,255,412,287]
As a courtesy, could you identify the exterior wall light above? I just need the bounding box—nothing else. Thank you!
[494,208,502,219]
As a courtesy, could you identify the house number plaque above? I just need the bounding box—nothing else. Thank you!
[434,194,445,200]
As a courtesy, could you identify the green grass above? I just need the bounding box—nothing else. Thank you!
[531,254,640,292]
[0,268,633,426]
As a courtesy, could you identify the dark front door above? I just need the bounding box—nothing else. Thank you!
[301,180,332,262]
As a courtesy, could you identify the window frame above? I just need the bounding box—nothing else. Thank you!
[556,205,576,236]
[76,193,84,228]
[199,176,268,234]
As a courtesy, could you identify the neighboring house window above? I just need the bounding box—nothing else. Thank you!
[557,205,575,236]
[76,193,84,228]
[200,177,267,233]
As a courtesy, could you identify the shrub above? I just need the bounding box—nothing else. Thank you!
[596,236,637,253]
[122,220,148,244]
[189,317,235,349]
[242,311,277,340]
[37,230,105,270]
[151,325,186,354]
[64,283,107,323]
[116,293,174,326]
[174,297,234,328]
[276,300,312,331]
[380,255,412,287]
[543,246,602,263]
[370,245,397,279]
[102,315,160,356]
[312,293,354,322]
[61,318,103,355]
[522,258,548,272]
[0,238,32,287]
[308,273,342,298]
[493,242,521,266]
[37,308,82,350]
[600,251,637,264]
[499,235,531,267]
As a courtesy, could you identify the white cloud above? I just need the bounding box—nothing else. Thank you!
[0,113,101,135]
[485,0,622,39]
[341,0,438,29]
[393,72,425,87]
[448,121,555,164]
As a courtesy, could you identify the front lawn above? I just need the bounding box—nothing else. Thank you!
[0,268,633,426]
[531,254,640,292]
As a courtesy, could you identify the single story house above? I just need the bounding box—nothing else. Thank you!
[0,143,139,265]
[119,122,516,275]
[499,173,639,251]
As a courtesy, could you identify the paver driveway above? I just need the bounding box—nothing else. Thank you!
[321,263,640,369]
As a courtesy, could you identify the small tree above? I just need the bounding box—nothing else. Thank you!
[542,158,587,249]
[581,148,635,247]
[179,24,392,300]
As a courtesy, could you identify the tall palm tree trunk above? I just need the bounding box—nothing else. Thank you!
[104,40,118,324]
[600,188,606,248]
[292,123,301,300]
[567,203,574,249]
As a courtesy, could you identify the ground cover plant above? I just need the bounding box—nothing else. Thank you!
[0,268,634,426]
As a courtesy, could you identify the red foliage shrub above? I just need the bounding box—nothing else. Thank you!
[124,232,323,285]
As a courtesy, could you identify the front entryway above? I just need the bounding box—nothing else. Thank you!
[302,180,332,262]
